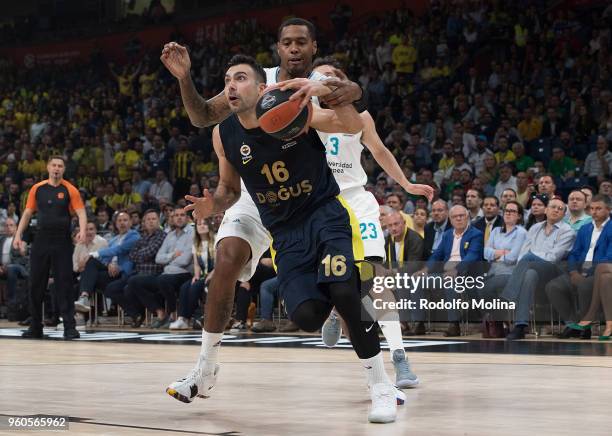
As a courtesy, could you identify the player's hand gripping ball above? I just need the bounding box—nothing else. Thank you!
[256,88,312,141]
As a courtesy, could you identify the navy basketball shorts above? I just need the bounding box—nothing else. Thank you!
[270,196,364,319]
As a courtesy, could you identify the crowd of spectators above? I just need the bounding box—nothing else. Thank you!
[1,1,611,339]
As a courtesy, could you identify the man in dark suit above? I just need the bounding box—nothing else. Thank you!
[384,211,426,335]
[424,199,453,259]
[473,196,503,245]
[384,211,424,265]
[545,194,612,338]
[423,205,484,336]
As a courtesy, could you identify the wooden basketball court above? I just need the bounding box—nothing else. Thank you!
[1,327,611,435]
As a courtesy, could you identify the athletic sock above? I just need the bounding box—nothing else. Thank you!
[361,351,391,386]
[379,321,405,360]
[198,330,223,371]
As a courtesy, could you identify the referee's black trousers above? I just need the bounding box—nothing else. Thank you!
[29,236,76,331]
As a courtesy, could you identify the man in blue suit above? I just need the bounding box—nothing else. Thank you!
[74,211,140,312]
[422,205,484,336]
[545,194,612,338]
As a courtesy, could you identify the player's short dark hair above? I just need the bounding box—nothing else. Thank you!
[48,155,65,164]
[312,56,342,70]
[226,54,266,84]
[277,17,316,41]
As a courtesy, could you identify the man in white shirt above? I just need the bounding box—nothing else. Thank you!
[546,195,612,337]
[466,189,484,222]
[148,170,174,203]
[73,221,108,273]
[494,163,518,199]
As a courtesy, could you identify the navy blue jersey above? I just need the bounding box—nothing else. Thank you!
[219,114,340,233]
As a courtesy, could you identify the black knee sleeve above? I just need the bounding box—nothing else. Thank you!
[328,267,380,359]
[291,299,332,332]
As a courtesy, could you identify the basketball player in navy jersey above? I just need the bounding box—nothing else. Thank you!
[173,54,398,423]
[161,18,388,409]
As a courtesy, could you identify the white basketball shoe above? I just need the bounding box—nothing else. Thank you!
[166,363,220,403]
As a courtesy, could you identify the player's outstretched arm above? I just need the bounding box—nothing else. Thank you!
[310,104,364,135]
[161,42,231,127]
[185,126,241,219]
[361,111,434,201]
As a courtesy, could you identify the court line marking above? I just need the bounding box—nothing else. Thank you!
[1,361,610,369]
[0,413,240,435]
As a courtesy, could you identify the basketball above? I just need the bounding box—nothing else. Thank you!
[256,87,312,141]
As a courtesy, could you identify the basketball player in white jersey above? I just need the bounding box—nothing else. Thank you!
[161,19,407,411]
[311,58,433,389]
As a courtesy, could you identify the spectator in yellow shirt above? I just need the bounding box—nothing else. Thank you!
[110,62,142,97]
[139,65,158,97]
[517,108,542,142]
[114,141,141,183]
[117,181,142,209]
[19,151,45,178]
[392,35,417,76]
[494,136,516,164]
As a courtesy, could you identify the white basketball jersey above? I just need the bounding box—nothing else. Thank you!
[264,66,327,85]
[319,130,368,192]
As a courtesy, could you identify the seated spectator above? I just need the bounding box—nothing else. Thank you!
[96,207,113,240]
[494,136,515,164]
[473,196,503,245]
[537,173,557,197]
[525,194,549,230]
[130,210,141,231]
[74,211,140,312]
[128,207,193,328]
[548,146,576,180]
[494,163,517,199]
[73,220,108,274]
[231,253,276,333]
[564,190,592,231]
[0,218,29,307]
[384,211,424,265]
[583,136,612,187]
[384,210,426,334]
[385,193,414,229]
[149,170,173,203]
[465,189,484,223]
[546,195,612,339]
[170,218,215,330]
[599,179,612,197]
[512,142,535,173]
[105,209,166,327]
[468,135,494,175]
[423,205,484,337]
[412,207,429,238]
[575,262,612,340]
[424,199,453,258]
[478,201,527,326]
[500,188,517,208]
[251,277,280,333]
[515,172,533,208]
[501,197,576,340]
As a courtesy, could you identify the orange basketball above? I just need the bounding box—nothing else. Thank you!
[256,88,312,141]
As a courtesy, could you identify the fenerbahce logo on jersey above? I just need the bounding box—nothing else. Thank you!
[256,180,313,205]
[240,143,253,165]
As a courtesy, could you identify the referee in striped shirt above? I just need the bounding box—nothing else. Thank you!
[14,156,87,339]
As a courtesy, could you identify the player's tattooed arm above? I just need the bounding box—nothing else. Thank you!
[161,42,231,127]
[185,126,241,219]
[360,111,434,201]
